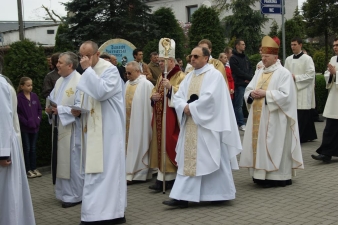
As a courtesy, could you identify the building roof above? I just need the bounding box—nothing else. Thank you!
[0,21,59,33]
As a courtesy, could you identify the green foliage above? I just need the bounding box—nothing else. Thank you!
[142,39,159,63]
[3,39,49,105]
[36,112,52,167]
[249,54,261,70]
[268,20,279,37]
[223,0,268,55]
[315,75,328,114]
[151,7,186,60]
[63,0,158,48]
[302,0,338,62]
[188,6,225,58]
[313,51,326,74]
[54,24,75,52]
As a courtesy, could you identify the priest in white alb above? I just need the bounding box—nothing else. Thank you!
[162,46,242,208]
[77,41,127,224]
[45,52,84,208]
[312,38,338,163]
[0,67,35,225]
[125,61,154,184]
[240,36,304,188]
[284,37,317,143]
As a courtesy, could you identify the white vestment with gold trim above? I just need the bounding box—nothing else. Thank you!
[240,62,303,180]
[170,64,242,202]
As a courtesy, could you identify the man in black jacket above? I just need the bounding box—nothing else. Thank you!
[229,39,253,131]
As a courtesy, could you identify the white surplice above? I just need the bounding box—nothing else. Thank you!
[77,59,126,222]
[284,53,316,109]
[170,64,242,202]
[0,76,35,225]
[48,70,84,203]
[125,75,154,181]
[240,62,304,180]
[323,56,338,119]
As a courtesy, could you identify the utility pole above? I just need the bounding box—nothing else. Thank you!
[17,0,24,40]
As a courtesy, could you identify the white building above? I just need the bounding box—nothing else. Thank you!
[0,21,59,46]
[145,0,298,34]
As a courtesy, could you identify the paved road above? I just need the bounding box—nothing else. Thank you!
[29,121,338,225]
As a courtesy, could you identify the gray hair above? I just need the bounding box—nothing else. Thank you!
[59,51,79,69]
[126,61,140,72]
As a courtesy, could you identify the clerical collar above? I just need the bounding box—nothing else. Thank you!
[64,70,76,80]
[263,59,281,73]
[293,51,304,59]
[129,75,144,85]
[194,63,211,75]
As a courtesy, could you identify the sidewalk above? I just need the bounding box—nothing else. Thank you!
[29,121,338,225]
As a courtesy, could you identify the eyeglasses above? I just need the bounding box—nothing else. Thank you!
[125,72,132,75]
[189,54,202,59]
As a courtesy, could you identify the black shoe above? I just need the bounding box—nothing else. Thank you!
[62,201,82,208]
[111,216,126,224]
[162,199,188,208]
[210,200,227,205]
[80,217,126,225]
[149,180,175,191]
[311,154,331,163]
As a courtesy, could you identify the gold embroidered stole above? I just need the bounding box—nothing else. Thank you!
[183,73,205,176]
[53,72,80,179]
[252,72,273,167]
[125,83,138,152]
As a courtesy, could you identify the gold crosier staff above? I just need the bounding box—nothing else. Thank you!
[160,38,171,194]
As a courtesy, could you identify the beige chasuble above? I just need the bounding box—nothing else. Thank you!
[252,72,273,167]
[184,72,206,176]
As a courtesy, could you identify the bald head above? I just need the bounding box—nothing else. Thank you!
[79,41,100,67]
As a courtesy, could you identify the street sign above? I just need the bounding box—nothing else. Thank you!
[261,6,282,14]
[261,0,282,15]
[261,0,281,5]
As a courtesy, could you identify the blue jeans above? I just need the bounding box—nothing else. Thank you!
[233,85,246,126]
[21,132,38,172]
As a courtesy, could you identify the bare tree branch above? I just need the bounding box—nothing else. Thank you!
[41,5,57,23]
[52,10,64,23]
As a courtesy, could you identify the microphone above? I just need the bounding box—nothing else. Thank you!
[187,94,199,103]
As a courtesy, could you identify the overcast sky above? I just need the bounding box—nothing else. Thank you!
[0,0,307,21]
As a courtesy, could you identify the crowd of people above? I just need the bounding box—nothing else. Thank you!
[0,35,338,225]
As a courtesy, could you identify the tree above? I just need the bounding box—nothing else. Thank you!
[223,0,268,55]
[188,6,225,57]
[54,24,75,52]
[277,7,306,59]
[3,39,48,105]
[268,20,279,37]
[63,0,158,48]
[143,7,186,63]
[302,0,338,63]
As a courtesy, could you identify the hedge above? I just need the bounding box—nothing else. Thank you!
[36,112,52,167]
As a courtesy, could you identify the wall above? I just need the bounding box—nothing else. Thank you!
[146,0,298,34]
[2,25,58,46]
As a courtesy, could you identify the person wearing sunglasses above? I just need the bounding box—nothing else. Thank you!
[124,61,154,185]
[163,46,242,208]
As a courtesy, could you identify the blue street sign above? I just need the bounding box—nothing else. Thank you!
[261,0,281,5]
[261,6,282,14]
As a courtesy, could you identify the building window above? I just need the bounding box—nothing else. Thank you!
[187,5,198,22]
[47,30,55,34]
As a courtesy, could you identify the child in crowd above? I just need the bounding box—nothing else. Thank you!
[17,77,42,178]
